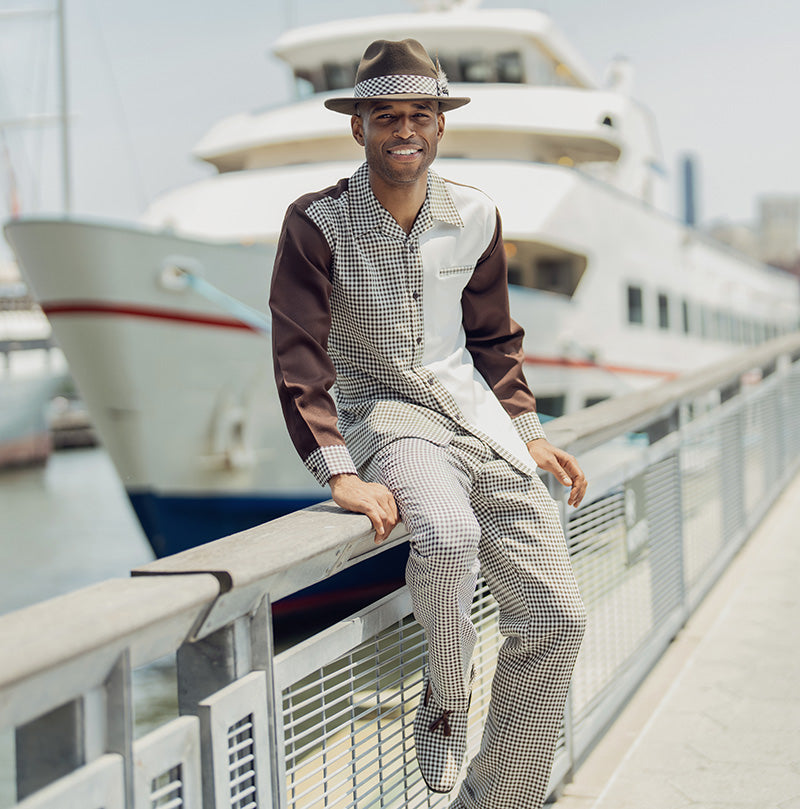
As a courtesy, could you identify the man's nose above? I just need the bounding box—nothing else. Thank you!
[394,117,415,139]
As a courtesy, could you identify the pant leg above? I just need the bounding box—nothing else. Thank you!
[453,448,586,809]
[365,437,481,711]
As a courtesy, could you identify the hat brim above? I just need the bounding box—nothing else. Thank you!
[324,93,471,115]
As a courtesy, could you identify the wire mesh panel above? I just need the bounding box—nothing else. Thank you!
[197,672,269,809]
[280,581,504,809]
[568,486,648,721]
[743,392,770,516]
[681,416,724,595]
[228,715,258,809]
[644,453,684,629]
[133,715,202,809]
[719,408,745,545]
[784,365,800,462]
[149,766,182,808]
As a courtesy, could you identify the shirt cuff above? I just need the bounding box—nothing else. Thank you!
[512,410,547,443]
[305,445,358,486]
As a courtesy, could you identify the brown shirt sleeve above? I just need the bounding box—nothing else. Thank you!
[269,203,357,484]
[462,210,546,441]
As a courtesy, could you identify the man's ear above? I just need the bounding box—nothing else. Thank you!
[437,112,445,142]
[351,114,365,146]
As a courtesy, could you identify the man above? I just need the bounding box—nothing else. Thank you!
[270,38,587,809]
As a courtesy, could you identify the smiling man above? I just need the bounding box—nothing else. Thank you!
[269,38,587,809]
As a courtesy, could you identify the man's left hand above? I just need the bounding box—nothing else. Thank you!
[526,438,587,508]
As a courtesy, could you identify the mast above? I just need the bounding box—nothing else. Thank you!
[56,0,71,213]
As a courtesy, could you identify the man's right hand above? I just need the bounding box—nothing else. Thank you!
[329,474,400,544]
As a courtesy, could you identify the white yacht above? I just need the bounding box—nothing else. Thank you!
[5,3,798,568]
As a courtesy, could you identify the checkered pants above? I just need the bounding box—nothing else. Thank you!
[364,434,586,808]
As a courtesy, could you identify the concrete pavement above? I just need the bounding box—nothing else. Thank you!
[552,470,800,809]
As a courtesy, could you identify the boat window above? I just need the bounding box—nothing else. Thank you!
[627,285,644,325]
[294,72,315,99]
[460,53,495,83]
[700,306,709,338]
[323,61,357,91]
[297,49,530,93]
[731,315,742,343]
[437,56,461,83]
[720,312,732,342]
[681,299,690,334]
[658,292,669,329]
[505,240,586,297]
[536,395,565,418]
[497,51,524,83]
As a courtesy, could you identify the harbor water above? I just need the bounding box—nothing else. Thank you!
[0,446,172,807]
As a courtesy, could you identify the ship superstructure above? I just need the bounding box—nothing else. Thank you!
[5,3,798,563]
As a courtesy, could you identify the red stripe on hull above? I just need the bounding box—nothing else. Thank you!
[41,300,261,334]
[40,301,676,379]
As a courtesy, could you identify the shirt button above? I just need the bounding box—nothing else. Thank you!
[416,337,422,345]
[412,291,420,300]
[427,376,435,386]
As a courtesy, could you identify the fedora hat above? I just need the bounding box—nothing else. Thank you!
[324,38,470,115]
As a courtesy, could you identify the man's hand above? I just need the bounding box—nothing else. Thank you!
[526,438,587,508]
[329,473,400,544]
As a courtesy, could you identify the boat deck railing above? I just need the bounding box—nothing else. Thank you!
[3,333,800,808]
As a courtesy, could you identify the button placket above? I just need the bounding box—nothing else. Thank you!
[407,238,425,362]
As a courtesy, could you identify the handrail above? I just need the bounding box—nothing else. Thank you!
[0,575,219,729]
[546,331,800,453]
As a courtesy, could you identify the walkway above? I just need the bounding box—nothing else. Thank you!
[552,470,800,809]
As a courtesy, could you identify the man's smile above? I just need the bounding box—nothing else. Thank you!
[387,146,424,163]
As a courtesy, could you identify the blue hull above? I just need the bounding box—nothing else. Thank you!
[127,491,408,619]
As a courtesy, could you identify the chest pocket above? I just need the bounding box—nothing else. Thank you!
[437,265,474,278]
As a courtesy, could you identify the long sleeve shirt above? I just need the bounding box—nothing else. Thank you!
[269,162,546,486]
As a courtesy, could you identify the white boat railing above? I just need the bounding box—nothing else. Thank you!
[3,332,800,809]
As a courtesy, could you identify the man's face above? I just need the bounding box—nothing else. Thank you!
[351,99,445,189]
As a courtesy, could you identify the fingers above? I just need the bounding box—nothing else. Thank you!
[527,442,588,509]
[559,453,587,508]
[366,488,400,544]
[329,474,399,544]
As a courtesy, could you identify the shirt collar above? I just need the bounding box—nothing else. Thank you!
[349,162,464,237]
[427,170,464,229]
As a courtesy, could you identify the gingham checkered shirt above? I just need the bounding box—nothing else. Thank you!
[270,162,546,486]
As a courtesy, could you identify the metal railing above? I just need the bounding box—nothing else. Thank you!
[2,333,800,808]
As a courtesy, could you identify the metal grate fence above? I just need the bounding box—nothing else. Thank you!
[4,336,800,809]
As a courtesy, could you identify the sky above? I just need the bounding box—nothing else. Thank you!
[0,0,799,259]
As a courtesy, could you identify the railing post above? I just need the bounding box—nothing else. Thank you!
[105,651,134,808]
[177,596,282,809]
[254,596,288,809]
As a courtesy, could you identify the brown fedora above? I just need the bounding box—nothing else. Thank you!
[324,38,470,115]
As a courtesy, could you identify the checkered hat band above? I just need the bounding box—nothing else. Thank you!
[354,74,446,98]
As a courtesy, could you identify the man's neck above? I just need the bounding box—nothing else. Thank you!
[369,171,428,235]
